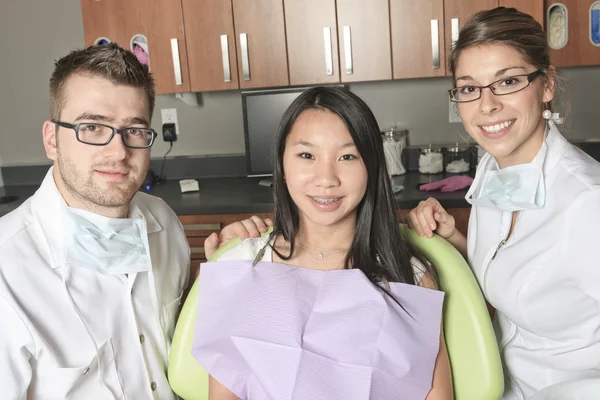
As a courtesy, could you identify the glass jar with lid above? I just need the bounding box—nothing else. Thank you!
[419,145,444,174]
[444,143,471,173]
[382,127,407,176]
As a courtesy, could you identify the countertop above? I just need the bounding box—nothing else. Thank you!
[0,172,472,218]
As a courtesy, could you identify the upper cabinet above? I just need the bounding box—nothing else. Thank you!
[390,0,447,79]
[81,0,129,47]
[336,0,393,82]
[284,0,340,86]
[545,0,600,67]
[232,0,289,89]
[142,0,191,94]
[181,0,240,92]
[80,0,597,94]
[443,0,499,76]
[500,0,545,27]
[80,0,191,94]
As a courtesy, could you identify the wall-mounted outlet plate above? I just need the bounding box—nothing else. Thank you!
[161,108,180,136]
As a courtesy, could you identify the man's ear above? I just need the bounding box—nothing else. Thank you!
[42,120,58,161]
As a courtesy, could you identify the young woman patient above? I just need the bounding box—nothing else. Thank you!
[192,86,453,400]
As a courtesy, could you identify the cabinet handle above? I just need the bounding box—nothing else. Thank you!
[431,19,440,70]
[170,38,183,86]
[343,26,353,75]
[240,33,250,81]
[182,223,222,231]
[451,18,460,46]
[190,247,206,255]
[323,27,333,76]
[220,35,232,82]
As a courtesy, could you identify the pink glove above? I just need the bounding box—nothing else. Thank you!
[419,175,474,192]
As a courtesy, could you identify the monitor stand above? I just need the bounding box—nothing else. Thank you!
[258,178,273,187]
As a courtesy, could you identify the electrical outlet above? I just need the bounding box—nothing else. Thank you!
[161,108,180,136]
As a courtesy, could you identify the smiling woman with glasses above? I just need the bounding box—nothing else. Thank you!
[51,120,158,148]
[406,6,600,400]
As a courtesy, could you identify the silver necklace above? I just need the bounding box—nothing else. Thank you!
[297,242,348,260]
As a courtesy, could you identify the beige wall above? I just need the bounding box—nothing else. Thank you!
[1,0,598,167]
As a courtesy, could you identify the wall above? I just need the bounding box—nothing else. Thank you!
[0,0,598,167]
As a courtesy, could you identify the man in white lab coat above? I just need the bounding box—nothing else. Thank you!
[0,44,190,399]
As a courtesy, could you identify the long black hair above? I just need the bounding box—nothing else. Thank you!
[271,86,437,289]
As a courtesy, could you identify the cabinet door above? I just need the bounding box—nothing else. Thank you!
[232,0,289,89]
[336,0,393,82]
[181,0,240,92]
[284,0,340,86]
[444,0,499,76]
[546,0,600,67]
[80,0,129,46]
[143,0,191,94]
[500,0,545,27]
[390,0,446,79]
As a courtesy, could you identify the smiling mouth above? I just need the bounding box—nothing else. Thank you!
[480,119,516,133]
[310,196,341,204]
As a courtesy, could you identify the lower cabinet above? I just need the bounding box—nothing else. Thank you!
[180,208,471,280]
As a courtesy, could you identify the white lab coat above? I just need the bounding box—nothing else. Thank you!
[0,168,190,399]
[467,123,600,399]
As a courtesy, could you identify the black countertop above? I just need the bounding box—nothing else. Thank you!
[0,172,472,218]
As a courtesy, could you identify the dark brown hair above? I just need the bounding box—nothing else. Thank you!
[49,43,155,119]
[271,86,438,297]
[449,7,550,80]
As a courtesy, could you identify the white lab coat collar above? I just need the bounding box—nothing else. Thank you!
[467,121,569,203]
[31,167,162,270]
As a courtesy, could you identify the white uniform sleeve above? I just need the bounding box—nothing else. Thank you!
[0,294,35,399]
[565,189,600,301]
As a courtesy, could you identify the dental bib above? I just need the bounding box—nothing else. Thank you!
[466,141,547,212]
[62,205,150,275]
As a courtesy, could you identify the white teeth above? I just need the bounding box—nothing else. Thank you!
[312,197,339,204]
[482,120,514,133]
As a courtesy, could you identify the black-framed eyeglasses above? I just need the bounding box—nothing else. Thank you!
[449,70,544,103]
[52,120,157,149]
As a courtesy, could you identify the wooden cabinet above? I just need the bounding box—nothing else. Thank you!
[182,207,470,287]
[336,0,393,82]
[80,0,191,94]
[443,0,499,76]
[143,0,191,94]
[232,0,289,89]
[81,0,129,47]
[546,0,600,67]
[501,0,545,27]
[284,0,340,86]
[181,0,240,92]
[390,0,447,79]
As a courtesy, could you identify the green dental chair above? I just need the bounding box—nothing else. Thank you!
[168,225,504,400]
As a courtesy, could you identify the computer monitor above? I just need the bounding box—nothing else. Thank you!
[242,87,308,177]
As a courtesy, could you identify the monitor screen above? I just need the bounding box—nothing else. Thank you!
[242,87,308,177]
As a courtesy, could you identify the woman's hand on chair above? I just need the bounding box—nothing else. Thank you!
[204,216,273,260]
[407,198,456,239]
